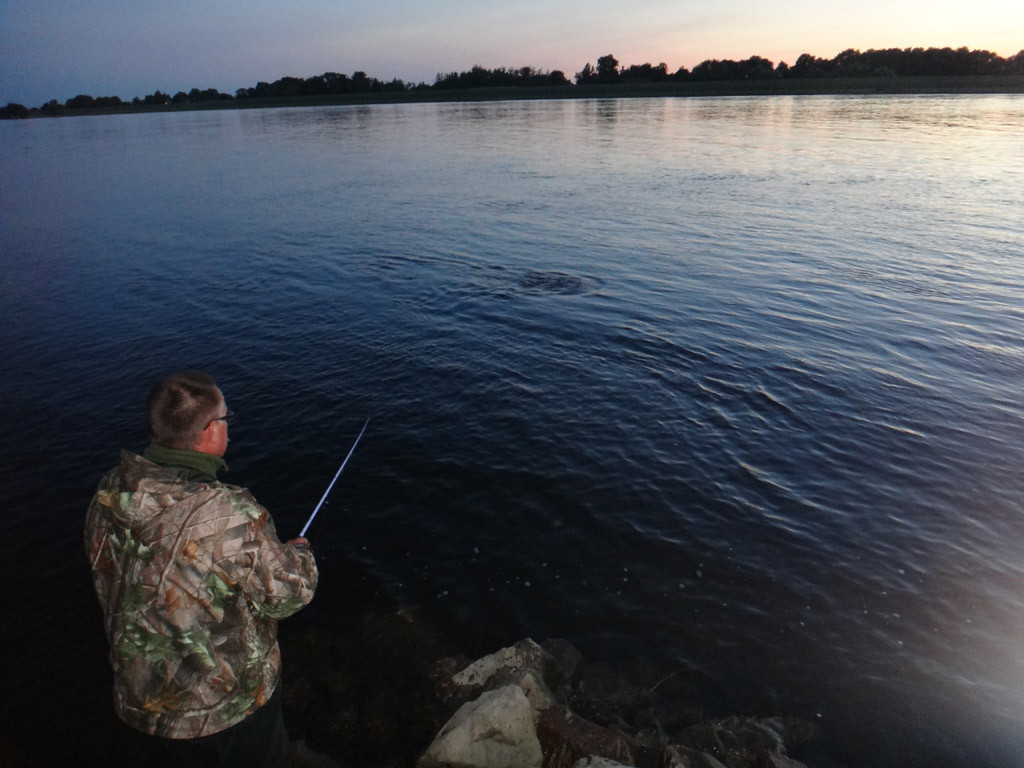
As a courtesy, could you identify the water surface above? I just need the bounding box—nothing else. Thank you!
[2,95,1023,766]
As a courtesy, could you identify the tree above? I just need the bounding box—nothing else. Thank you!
[430,64,567,89]
[596,54,619,83]
[737,56,775,79]
[0,102,30,119]
[621,62,668,83]
[351,71,371,92]
[575,63,596,84]
[66,94,95,109]
[832,48,864,76]
[790,53,830,78]
[1010,50,1024,75]
[691,59,740,80]
[321,72,352,94]
[187,87,232,102]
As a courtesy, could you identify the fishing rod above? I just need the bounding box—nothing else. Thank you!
[299,417,370,538]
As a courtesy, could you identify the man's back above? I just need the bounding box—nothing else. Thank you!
[85,449,317,740]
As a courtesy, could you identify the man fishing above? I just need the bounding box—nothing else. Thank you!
[84,370,318,767]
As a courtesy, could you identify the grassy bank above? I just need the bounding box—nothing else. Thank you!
[13,74,1024,118]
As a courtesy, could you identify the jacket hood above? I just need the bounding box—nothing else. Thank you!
[94,451,219,532]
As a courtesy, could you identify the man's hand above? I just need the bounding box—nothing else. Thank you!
[287,537,309,547]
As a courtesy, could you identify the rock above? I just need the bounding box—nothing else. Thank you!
[418,685,543,768]
[541,638,584,692]
[290,739,343,767]
[570,663,646,725]
[449,639,563,719]
[452,639,555,690]
[773,718,817,749]
[572,758,635,768]
[632,673,705,736]
[281,608,458,767]
[674,717,791,768]
[753,751,810,768]
[518,668,561,718]
[537,704,638,768]
[661,745,728,768]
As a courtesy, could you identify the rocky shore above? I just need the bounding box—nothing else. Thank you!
[281,609,821,768]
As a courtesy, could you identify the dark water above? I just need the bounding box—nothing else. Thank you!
[2,95,1023,766]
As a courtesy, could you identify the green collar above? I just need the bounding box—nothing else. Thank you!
[144,443,228,481]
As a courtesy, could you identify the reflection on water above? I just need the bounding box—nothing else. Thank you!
[2,95,1023,767]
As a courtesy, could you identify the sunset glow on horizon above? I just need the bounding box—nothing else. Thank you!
[1,0,1021,106]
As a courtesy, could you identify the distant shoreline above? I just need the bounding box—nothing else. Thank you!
[8,75,1024,118]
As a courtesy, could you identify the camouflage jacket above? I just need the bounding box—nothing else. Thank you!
[84,450,318,739]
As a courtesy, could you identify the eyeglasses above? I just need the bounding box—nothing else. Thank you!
[205,409,234,429]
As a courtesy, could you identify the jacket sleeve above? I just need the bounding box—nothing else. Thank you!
[217,488,319,620]
[84,489,114,626]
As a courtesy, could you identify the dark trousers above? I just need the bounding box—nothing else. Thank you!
[157,686,290,768]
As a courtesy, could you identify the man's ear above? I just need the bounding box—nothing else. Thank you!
[193,423,216,454]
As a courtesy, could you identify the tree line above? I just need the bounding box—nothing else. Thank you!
[432,66,570,89]
[577,47,1024,83]
[4,46,1023,118]
[236,71,412,99]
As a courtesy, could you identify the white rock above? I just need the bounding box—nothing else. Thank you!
[571,757,635,768]
[516,668,558,718]
[452,638,548,688]
[418,685,543,768]
[663,745,729,768]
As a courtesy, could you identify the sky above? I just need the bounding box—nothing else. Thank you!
[2,0,1022,106]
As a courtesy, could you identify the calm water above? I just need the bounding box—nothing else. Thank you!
[2,95,1023,766]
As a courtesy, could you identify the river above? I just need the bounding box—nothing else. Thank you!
[1,94,1022,766]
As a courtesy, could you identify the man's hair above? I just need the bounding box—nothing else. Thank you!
[146,370,222,449]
